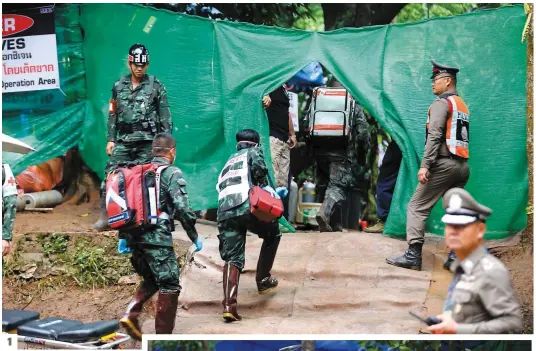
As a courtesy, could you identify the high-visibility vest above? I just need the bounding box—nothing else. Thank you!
[426,94,469,159]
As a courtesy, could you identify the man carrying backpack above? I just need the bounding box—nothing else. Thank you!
[216,129,282,322]
[117,133,202,339]
[309,84,370,232]
[92,43,173,231]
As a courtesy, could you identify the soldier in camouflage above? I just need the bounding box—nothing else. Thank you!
[119,133,202,339]
[2,164,17,256]
[312,98,370,232]
[92,43,173,231]
[216,129,281,322]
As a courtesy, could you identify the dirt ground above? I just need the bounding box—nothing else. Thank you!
[2,195,534,342]
[2,194,190,349]
[12,190,102,234]
[493,244,534,333]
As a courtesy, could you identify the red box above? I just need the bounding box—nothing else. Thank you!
[249,186,284,222]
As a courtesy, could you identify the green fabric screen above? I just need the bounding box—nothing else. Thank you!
[3,4,528,239]
[2,4,86,175]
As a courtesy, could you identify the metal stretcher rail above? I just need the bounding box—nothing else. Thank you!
[16,333,131,349]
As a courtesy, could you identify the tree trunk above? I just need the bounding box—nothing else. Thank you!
[301,341,315,351]
[321,3,406,30]
[523,3,533,248]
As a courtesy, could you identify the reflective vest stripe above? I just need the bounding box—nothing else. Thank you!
[445,95,469,159]
[216,149,250,211]
[447,96,458,155]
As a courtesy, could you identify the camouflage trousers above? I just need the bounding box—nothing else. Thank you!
[217,213,280,270]
[315,156,356,227]
[100,141,153,194]
[2,195,17,241]
[269,136,290,188]
[129,244,181,293]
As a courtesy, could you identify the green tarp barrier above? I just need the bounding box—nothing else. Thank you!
[3,4,528,239]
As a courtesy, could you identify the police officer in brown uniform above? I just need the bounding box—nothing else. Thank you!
[387,60,470,271]
[427,188,522,334]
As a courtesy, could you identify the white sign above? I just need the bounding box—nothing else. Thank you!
[288,91,299,132]
[2,6,60,93]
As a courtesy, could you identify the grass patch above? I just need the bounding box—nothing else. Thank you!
[38,233,69,256]
[65,238,133,288]
[4,234,134,289]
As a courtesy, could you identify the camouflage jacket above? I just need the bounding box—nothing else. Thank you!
[125,157,198,247]
[2,166,17,241]
[107,74,172,143]
[217,146,269,222]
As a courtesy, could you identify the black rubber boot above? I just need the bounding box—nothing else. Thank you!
[91,193,110,232]
[386,243,423,271]
[443,250,457,271]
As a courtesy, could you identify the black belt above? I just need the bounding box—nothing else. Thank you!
[117,122,150,133]
[439,154,468,162]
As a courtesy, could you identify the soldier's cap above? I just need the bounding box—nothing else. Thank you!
[430,60,459,79]
[441,188,492,225]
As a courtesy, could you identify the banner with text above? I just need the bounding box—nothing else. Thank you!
[2,5,60,93]
[288,91,299,132]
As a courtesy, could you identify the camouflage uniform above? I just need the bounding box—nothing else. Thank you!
[102,74,173,193]
[217,147,280,269]
[217,145,281,321]
[2,165,17,242]
[122,156,198,293]
[313,103,370,230]
[119,156,198,339]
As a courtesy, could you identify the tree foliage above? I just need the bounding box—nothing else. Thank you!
[357,340,530,351]
[146,3,405,31]
[146,3,315,28]
[321,4,406,30]
[393,3,514,24]
[149,341,217,351]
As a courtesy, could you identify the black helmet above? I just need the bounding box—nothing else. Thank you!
[128,43,149,66]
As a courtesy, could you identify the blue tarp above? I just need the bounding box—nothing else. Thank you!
[213,341,491,351]
[214,341,387,351]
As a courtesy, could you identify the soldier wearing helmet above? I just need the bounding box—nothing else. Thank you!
[92,44,173,231]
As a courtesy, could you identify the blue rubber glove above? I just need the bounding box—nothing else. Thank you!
[194,237,203,252]
[276,186,288,199]
[117,239,131,254]
[262,185,280,199]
